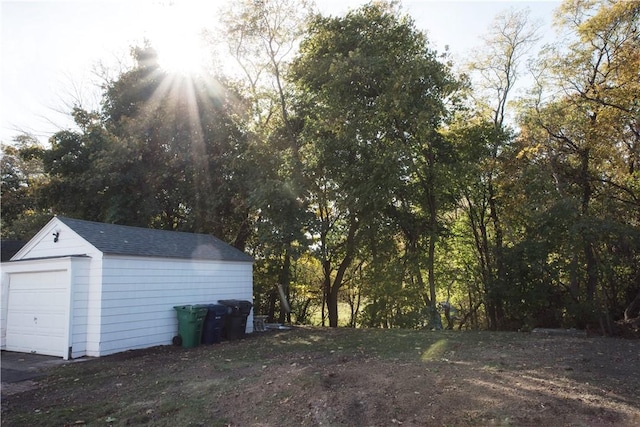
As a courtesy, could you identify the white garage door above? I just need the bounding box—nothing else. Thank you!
[6,270,69,357]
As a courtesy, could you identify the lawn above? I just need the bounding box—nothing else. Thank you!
[2,327,639,426]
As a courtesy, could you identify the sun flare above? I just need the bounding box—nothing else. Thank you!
[145,3,213,76]
[155,31,207,76]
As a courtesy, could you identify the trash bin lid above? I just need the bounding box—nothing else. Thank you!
[209,304,230,316]
[238,301,252,314]
[218,300,252,314]
[174,305,207,312]
[218,299,241,308]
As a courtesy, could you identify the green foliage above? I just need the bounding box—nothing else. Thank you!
[41,108,113,221]
[511,0,640,329]
[3,0,639,333]
[1,134,53,241]
[1,134,47,235]
[29,45,257,249]
[0,210,51,241]
[290,2,460,327]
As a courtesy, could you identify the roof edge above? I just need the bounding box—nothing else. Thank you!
[10,216,58,261]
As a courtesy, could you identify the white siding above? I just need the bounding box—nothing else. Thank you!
[81,256,104,357]
[0,272,8,349]
[99,255,253,356]
[68,257,94,359]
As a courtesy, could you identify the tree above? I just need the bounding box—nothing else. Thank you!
[216,0,315,322]
[517,0,640,329]
[41,108,115,222]
[459,8,541,329]
[28,44,256,251]
[0,134,49,239]
[217,0,314,133]
[98,45,256,247]
[291,3,458,327]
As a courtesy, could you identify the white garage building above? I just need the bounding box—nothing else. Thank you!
[1,216,254,359]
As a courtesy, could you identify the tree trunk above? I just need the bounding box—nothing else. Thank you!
[267,288,277,323]
[324,215,359,327]
[624,289,640,321]
[488,179,505,329]
[232,211,252,251]
[570,254,580,301]
[458,301,483,330]
[417,270,429,307]
[322,260,331,327]
[278,248,291,324]
[328,252,356,327]
[579,149,598,303]
[464,193,496,330]
[425,140,441,329]
[327,285,340,327]
[427,189,438,309]
[298,298,312,324]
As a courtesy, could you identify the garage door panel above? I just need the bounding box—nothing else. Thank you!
[6,270,69,358]
[7,312,66,334]
[8,289,67,307]
[10,272,67,287]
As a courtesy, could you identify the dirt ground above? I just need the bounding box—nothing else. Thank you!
[2,327,639,426]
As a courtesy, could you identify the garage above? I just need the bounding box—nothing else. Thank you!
[5,270,69,357]
[2,255,89,359]
[1,216,254,359]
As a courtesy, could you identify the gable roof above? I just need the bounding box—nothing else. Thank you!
[57,217,253,262]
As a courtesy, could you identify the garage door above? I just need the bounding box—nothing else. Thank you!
[6,270,69,357]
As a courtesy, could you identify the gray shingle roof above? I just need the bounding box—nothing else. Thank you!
[57,217,253,262]
[1,240,27,261]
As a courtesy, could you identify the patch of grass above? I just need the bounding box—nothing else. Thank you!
[264,326,454,361]
[4,328,638,427]
[421,338,449,361]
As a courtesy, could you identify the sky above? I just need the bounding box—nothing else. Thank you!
[0,0,561,145]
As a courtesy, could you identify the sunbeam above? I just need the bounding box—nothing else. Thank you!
[144,2,214,77]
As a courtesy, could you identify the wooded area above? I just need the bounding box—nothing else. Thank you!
[2,0,639,333]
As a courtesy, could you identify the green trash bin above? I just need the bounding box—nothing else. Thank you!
[173,305,208,348]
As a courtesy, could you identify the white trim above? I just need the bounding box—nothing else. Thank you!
[10,216,59,260]
[1,271,10,349]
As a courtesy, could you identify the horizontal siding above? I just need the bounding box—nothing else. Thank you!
[84,256,104,357]
[70,257,92,359]
[101,316,177,334]
[1,273,8,349]
[97,332,174,357]
[99,255,253,355]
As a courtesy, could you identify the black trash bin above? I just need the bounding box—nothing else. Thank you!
[218,299,253,340]
[199,304,229,344]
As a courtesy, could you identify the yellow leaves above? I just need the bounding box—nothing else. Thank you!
[516,144,543,160]
[576,1,639,42]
